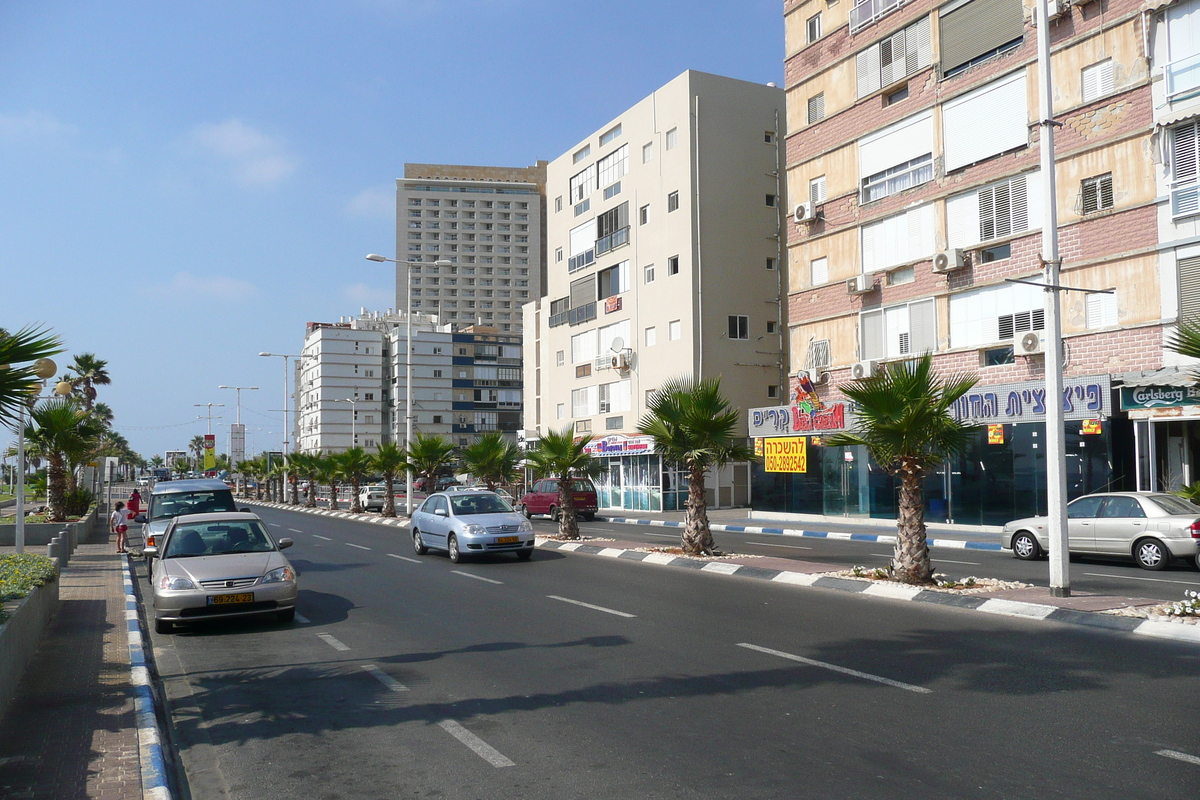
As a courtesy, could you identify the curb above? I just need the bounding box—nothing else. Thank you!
[122,556,173,800]
[598,516,1004,552]
[241,500,411,527]
[537,539,1200,647]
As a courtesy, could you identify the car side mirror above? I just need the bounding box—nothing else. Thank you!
[434,508,448,517]
[277,538,293,549]
[142,545,158,556]
[239,507,251,513]
[134,514,147,524]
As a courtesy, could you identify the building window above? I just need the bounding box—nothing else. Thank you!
[606,416,623,430]
[765,194,777,207]
[810,176,826,205]
[947,172,1036,249]
[1086,290,1118,329]
[727,315,749,340]
[556,403,565,419]
[597,261,629,299]
[980,243,1011,263]
[573,144,591,164]
[645,326,657,346]
[433,415,443,424]
[576,363,592,378]
[644,263,655,283]
[555,247,563,263]
[858,111,933,203]
[949,281,1046,347]
[766,321,777,334]
[811,257,828,285]
[1172,121,1200,217]
[433,369,443,378]
[939,0,1024,78]
[640,204,649,225]
[666,128,678,150]
[668,191,679,212]
[886,86,909,105]
[600,124,622,146]
[860,298,937,360]
[764,131,776,144]
[669,320,682,340]
[807,93,826,124]
[887,265,916,285]
[807,12,822,43]
[556,350,565,366]
[1081,59,1114,103]
[767,385,779,399]
[856,16,931,99]
[766,257,777,271]
[1081,174,1114,214]
[575,420,592,433]
[942,72,1028,173]
[597,144,628,188]
[983,346,1015,366]
[668,255,680,275]
[595,202,630,255]
[555,196,563,213]
[861,204,935,273]
[643,141,653,162]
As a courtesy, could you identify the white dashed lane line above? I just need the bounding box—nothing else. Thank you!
[316,633,350,652]
[438,720,515,768]
[287,528,303,533]
[313,535,332,541]
[738,642,932,694]
[752,541,813,550]
[387,553,422,563]
[1156,749,1200,767]
[362,664,408,692]
[268,523,282,527]
[547,595,636,618]
[453,571,503,585]
[346,543,372,550]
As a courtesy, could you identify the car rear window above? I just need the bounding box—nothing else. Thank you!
[543,479,597,493]
[151,490,237,520]
[165,521,274,557]
[1147,495,1200,516]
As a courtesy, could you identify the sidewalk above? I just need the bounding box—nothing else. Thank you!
[0,533,143,799]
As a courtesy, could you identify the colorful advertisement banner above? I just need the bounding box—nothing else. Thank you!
[203,434,216,470]
[987,424,1004,445]
[1082,419,1102,435]
[764,437,807,473]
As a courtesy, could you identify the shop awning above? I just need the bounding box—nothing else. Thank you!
[1116,366,1198,387]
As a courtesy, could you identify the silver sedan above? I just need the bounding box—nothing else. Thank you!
[411,490,535,562]
[1001,492,1200,570]
[146,512,298,633]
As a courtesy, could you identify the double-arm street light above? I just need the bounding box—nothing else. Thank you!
[15,358,72,553]
[366,253,452,514]
[218,385,258,477]
[331,397,359,448]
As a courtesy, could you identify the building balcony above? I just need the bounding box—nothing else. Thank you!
[850,0,906,34]
[595,226,629,256]
[1166,54,1200,102]
[568,303,596,326]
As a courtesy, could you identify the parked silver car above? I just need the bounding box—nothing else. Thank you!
[411,490,535,562]
[146,511,298,633]
[1001,492,1200,570]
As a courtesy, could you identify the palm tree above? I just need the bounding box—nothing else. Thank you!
[150,454,164,469]
[0,325,64,425]
[173,459,191,479]
[825,354,978,585]
[1167,318,1200,366]
[66,353,111,411]
[526,426,602,540]
[315,452,343,509]
[338,447,373,513]
[90,401,115,429]
[188,435,205,467]
[407,433,457,492]
[371,442,408,517]
[289,452,320,507]
[637,377,754,556]
[458,432,523,492]
[25,397,103,521]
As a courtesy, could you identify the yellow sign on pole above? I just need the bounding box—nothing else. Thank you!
[764,437,807,473]
[203,434,216,470]
[987,424,1005,445]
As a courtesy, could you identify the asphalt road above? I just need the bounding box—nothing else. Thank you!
[145,505,1200,800]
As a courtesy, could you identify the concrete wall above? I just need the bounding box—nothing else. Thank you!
[0,564,60,724]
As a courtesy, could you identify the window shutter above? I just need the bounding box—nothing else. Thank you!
[857,46,882,99]
[880,30,906,87]
[1085,292,1117,329]
[808,93,826,123]
[942,71,1028,172]
[1179,255,1200,325]
[570,275,595,307]
[909,299,937,353]
[906,16,932,74]
[979,185,996,241]
[1009,175,1028,231]
[939,0,1024,76]
[858,111,934,178]
[1173,121,1199,183]
[861,221,880,272]
[1081,60,1113,103]
[861,310,885,361]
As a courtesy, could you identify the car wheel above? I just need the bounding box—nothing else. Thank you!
[277,608,295,624]
[413,529,428,555]
[1011,531,1041,560]
[517,504,531,520]
[550,505,560,521]
[517,549,532,561]
[1134,538,1171,571]
[154,618,172,635]
[448,534,462,563]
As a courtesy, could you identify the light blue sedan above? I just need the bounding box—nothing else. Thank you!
[411,490,535,562]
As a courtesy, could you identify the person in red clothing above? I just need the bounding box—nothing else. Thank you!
[109,501,132,553]
[127,488,142,516]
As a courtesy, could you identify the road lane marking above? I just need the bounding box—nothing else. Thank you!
[288,528,303,533]
[1156,749,1200,766]
[1083,572,1200,587]
[388,553,422,563]
[268,523,282,527]
[868,553,980,566]
[453,570,503,584]
[346,543,371,550]
[737,643,932,694]
[753,542,813,550]
[438,720,515,768]
[547,595,636,618]
[363,664,408,692]
[316,633,350,651]
[293,613,310,624]
[313,535,332,541]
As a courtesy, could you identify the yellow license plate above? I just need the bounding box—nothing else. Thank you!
[496,536,519,544]
[208,593,254,605]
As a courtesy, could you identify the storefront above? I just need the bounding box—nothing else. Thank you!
[1120,369,1200,493]
[586,434,750,512]
[750,375,1134,526]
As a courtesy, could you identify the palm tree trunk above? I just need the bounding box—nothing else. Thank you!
[329,482,339,510]
[47,454,67,522]
[558,476,579,540]
[289,477,299,505]
[306,480,317,508]
[350,476,362,513]
[382,469,396,517]
[893,461,933,584]
[681,463,715,556]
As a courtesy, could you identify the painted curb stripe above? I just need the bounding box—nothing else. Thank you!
[123,557,174,800]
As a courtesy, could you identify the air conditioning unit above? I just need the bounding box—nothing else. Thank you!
[611,350,633,371]
[797,368,828,385]
[593,355,613,371]
[847,274,875,295]
[932,249,965,274]
[1018,332,1044,355]
[851,360,879,379]
[1046,0,1070,18]
[794,202,821,224]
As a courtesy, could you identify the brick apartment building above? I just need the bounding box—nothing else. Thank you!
[751,0,1194,524]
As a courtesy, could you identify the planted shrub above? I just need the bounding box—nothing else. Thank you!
[0,554,58,624]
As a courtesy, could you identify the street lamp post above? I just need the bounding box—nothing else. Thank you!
[15,359,72,553]
[218,385,258,485]
[366,254,452,514]
[332,397,360,449]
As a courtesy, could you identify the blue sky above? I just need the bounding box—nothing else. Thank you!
[1,0,784,461]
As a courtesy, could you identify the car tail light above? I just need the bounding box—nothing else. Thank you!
[1190,519,1200,539]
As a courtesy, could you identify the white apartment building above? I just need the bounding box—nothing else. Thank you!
[523,70,786,512]
[397,162,546,335]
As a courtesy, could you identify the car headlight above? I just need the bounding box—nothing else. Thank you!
[157,575,196,591]
[462,524,488,536]
[261,566,296,584]
[518,520,533,533]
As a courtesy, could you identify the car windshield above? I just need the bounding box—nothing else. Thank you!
[151,491,237,520]
[548,479,597,493]
[1148,495,1200,516]
[450,494,515,515]
[164,521,276,558]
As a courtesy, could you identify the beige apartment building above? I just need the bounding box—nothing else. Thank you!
[396,162,547,335]
[764,0,1169,525]
[523,70,786,512]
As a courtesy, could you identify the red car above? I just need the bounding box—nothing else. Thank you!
[518,479,598,522]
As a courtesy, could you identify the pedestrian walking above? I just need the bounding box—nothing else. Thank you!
[127,488,142,516]
[108,501,132,553]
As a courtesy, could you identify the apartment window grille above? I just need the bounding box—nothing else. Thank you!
[861,154,932,203]
[1081,60,1114,103]
[807,93,826,124]
[1081,174,1114,214]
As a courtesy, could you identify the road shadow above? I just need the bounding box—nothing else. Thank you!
[170,589,357,636]
[289,559,371,575]
[378,634,630,665]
